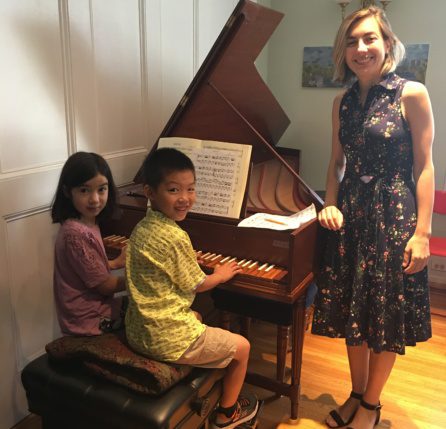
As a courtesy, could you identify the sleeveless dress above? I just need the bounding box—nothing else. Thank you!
[311,73,431,355]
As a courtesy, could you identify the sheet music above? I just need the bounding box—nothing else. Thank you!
[237,204,317,230]
[158,137,252,218]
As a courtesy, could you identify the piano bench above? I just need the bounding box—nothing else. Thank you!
[21,353,224,429]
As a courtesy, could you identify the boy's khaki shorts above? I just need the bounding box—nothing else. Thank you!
[174,326,237,368]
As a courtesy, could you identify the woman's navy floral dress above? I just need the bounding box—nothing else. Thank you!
[311,73,431,355]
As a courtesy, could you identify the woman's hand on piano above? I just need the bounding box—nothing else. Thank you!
[196,261,243,293]
[318,205,344,231]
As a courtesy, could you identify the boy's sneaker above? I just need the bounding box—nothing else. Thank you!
[211,393,259,429]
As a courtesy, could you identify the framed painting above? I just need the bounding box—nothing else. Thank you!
[302,43,429,88]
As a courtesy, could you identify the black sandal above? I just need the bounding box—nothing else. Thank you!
[346,398,382,428]
[326,391,363,428]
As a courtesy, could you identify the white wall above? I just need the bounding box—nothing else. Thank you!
[263,0,446,192]
[0,1,237,427]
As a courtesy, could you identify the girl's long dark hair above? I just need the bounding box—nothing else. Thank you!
[51,152,117,224]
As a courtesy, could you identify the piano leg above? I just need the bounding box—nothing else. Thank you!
[221,312,290,384]
[289,295,307,421]
[211,285,311,421]
[219,312,252,340]
[241,317,251,339]
[276,325,290,382]
[220,311,231,331]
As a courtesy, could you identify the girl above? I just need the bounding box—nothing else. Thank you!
[312,7,434,429]
[52,152,126,336]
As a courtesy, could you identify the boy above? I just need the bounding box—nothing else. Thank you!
[125,148,259,429]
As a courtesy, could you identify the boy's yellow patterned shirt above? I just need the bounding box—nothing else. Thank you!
[125,209,206,361]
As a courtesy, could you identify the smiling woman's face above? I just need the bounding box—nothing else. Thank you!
[345,15,389,82]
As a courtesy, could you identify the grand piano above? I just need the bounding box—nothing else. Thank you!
[102,0,323,421]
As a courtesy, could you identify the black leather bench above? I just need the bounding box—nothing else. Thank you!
[21,353,224,429]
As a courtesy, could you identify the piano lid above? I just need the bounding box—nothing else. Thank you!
[137,0,288,178]
[134,0,322,209]
[163,0,289,143]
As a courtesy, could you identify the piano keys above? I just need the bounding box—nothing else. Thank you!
[104,234,288,282]
[103,235,128,249]
[197,251,288,282]
[100,0,323,420]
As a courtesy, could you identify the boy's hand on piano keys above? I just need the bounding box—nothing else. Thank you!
[213,261,243,283]
[197,254,206,265]
[196,260,243,292]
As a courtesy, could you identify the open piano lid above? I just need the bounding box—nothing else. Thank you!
[135,0,322,209]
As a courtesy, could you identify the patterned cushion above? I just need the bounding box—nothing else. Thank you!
[45,332,192,395]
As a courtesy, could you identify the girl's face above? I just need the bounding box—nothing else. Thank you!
[145,169,196,222]
[70,173,109,225]
[345,16,389,82]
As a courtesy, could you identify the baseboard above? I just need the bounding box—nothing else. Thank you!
[430,282,446,317]
[11,414,41,429]
[430,281,446,291]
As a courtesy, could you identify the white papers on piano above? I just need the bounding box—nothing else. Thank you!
[158,137,252,219]
[237,204,317,230]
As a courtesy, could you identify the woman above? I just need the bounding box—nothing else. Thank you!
[311,7,434,429]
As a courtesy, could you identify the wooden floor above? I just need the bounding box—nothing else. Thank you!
[243,313,446,429]
[15,294,446,429]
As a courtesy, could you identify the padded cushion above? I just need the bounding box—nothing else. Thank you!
[45,332,192,395]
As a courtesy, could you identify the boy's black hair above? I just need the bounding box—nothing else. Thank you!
[51,152,117,224]
[142,147,195,188]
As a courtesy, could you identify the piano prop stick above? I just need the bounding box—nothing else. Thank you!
[100,0,323,420]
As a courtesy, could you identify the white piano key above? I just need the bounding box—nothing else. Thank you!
[265,264,275,273]
[258,263,268,271]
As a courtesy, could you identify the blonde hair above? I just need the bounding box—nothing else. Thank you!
[332,6,405,84]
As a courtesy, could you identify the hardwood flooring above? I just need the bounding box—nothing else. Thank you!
[245,313,446,429]
[14,306,446,429]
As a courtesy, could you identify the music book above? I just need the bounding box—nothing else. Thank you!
[158,137,252,218]
[237,203,317,230]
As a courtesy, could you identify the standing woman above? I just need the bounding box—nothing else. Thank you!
[312,7,434,429]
